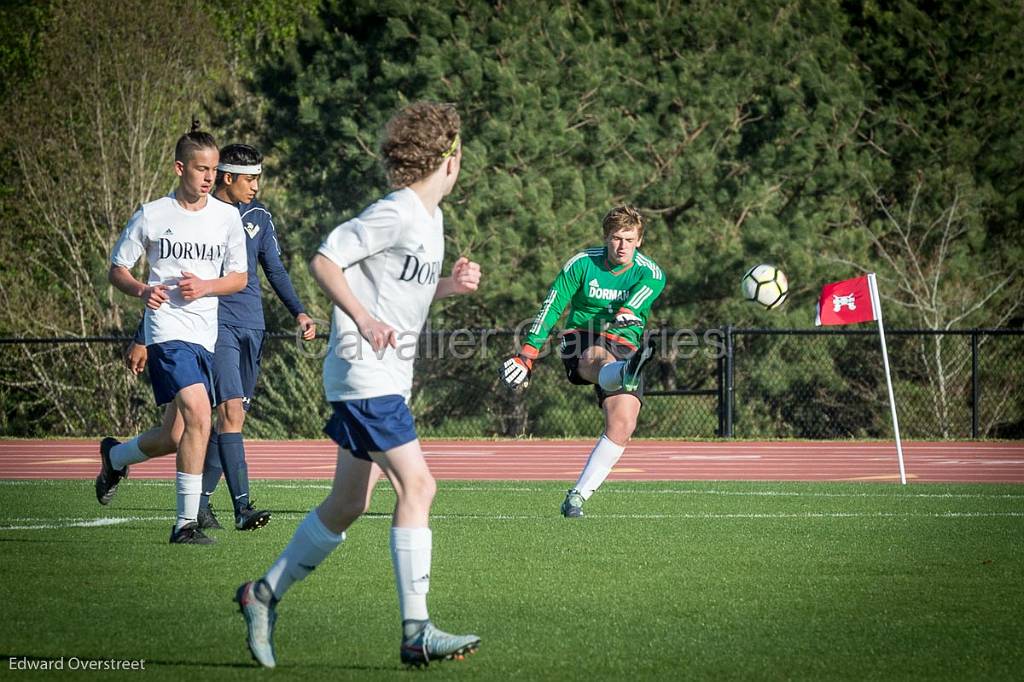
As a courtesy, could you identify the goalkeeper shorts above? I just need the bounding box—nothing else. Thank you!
[558,330,645,406]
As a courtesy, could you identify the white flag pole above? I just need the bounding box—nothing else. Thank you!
[868,273,907,485]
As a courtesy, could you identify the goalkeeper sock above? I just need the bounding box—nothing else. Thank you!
[110,437,148,470]
[598,361,626,391]
[574,435,625,500]
[263,510,344,600]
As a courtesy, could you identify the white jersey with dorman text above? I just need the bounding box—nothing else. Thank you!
[318,187,445,401]
[111,192,247,352]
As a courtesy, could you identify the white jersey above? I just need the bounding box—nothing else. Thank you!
[111,192,247,352]
[318,188,444,401]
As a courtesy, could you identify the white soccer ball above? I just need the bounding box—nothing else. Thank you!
[741,264,789,310]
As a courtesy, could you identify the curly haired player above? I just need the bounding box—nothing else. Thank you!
[235,102,481,669]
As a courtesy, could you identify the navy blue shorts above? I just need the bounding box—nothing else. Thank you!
[323,395,418,461]
[147,341,215,407]
[213,324,265,410]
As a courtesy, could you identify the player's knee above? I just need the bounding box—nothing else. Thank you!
[219,399,245,431]
[414,474,437,508]
[178,398,212,432]
[398,472,436,509]
[183,410,212,436]
[606,417,637,444]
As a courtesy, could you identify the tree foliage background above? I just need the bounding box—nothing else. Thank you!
[1,0,1021,438]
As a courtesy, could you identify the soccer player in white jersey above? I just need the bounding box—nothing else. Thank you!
[96,122,248,545]
[235,102,482,668]
[125,143,317,533]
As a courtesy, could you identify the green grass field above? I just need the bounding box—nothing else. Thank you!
[2,479,1023,680]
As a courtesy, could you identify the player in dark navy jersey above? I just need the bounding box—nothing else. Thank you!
[128,143,316,532]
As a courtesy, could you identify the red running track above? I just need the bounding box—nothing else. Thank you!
[1,439,1023,483]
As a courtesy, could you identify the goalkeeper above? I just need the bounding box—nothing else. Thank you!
[500,206,665,517]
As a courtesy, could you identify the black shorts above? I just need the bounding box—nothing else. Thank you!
[559,330,644,406]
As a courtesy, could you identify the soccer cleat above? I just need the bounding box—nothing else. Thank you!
[169,521,215,545]
[400,621,480,667]
[95,437,127,505]
[197,504,223,530]
[236,581,278,668]
[621,337,655,392]
[560,489,585,518]
[235,502,272,531]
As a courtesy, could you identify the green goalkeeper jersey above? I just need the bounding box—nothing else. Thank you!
[521,246,666,355]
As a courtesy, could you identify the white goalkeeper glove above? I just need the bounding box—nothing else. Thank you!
[611,309,642,327]
[500,355,533,393]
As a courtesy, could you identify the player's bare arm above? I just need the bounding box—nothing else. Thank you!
[108,264,169,310]
[433,256,482,300]
[309,253,396,351]
[178,270,247,301]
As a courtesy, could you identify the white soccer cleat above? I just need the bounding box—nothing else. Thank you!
[400,621,480,666]
[235,581,277,668]
[560,489,585,518]
[621,338,655,392]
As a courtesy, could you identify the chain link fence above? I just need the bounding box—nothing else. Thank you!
[1,328,1021,439]
[727,328,1024,439]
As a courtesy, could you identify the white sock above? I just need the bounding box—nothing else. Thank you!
[175,472,202,530]
[263,510,345,600]
[597,361,626,391]
[110,437,148,470]
[574,435,626,500]
[390,527,431,623]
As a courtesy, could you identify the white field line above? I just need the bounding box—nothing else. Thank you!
[2,511,1023,530]
[0,517,160,530]
[2,479,1023,499]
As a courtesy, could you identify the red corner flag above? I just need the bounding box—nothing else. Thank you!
[815,275,879,326]
[814,273,907,485]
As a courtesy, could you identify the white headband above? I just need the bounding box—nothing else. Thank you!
[217,163,262,175]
